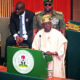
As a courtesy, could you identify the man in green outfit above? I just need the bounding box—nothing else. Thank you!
[33,0,65,39]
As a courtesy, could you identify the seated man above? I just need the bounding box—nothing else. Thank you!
[32,15,67,78]
[4,2,34,65]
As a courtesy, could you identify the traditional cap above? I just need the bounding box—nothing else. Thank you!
[43,0,53,2]
[41,14,52,24]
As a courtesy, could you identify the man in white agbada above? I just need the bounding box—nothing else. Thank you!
[32,15,67,78]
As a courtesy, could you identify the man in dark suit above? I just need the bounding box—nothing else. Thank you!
[4,2,34,65]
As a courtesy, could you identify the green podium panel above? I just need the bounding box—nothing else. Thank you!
[7,46,52,79]
[66,29,80,79]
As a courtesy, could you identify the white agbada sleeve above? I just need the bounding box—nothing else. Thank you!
[32,30,42,50]
[56,31,67,58]
[32,35,39,50]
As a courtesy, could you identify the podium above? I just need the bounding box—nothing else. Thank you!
[7,46,52,78]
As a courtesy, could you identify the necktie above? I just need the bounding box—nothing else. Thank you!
[19,16,23,37]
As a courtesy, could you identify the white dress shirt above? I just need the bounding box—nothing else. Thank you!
[13,11,28,40]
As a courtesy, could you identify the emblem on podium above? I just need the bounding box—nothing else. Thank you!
[13,50,34,74]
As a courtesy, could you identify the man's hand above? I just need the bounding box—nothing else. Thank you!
[16,36,24,46]
[16,36,20,46]
[19,37,24,43]
[46,51,58,56]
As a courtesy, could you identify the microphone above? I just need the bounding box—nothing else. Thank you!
[39,35,41,50]
[39,35,41,38]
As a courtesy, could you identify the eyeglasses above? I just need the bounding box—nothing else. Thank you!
[44,3,52,6]
[16,7,22,10]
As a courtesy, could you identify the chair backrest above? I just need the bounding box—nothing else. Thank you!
[0,18,10,57]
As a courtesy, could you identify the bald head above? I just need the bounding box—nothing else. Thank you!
[16,2,25,9]
[16,2,25,15]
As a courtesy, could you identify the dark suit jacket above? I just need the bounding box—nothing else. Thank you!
[10,10,35,43]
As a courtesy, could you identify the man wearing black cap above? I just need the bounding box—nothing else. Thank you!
[33,0,65,39]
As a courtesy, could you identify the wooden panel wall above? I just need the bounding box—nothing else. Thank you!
[0,0,14,18]
[73,0,80,21]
